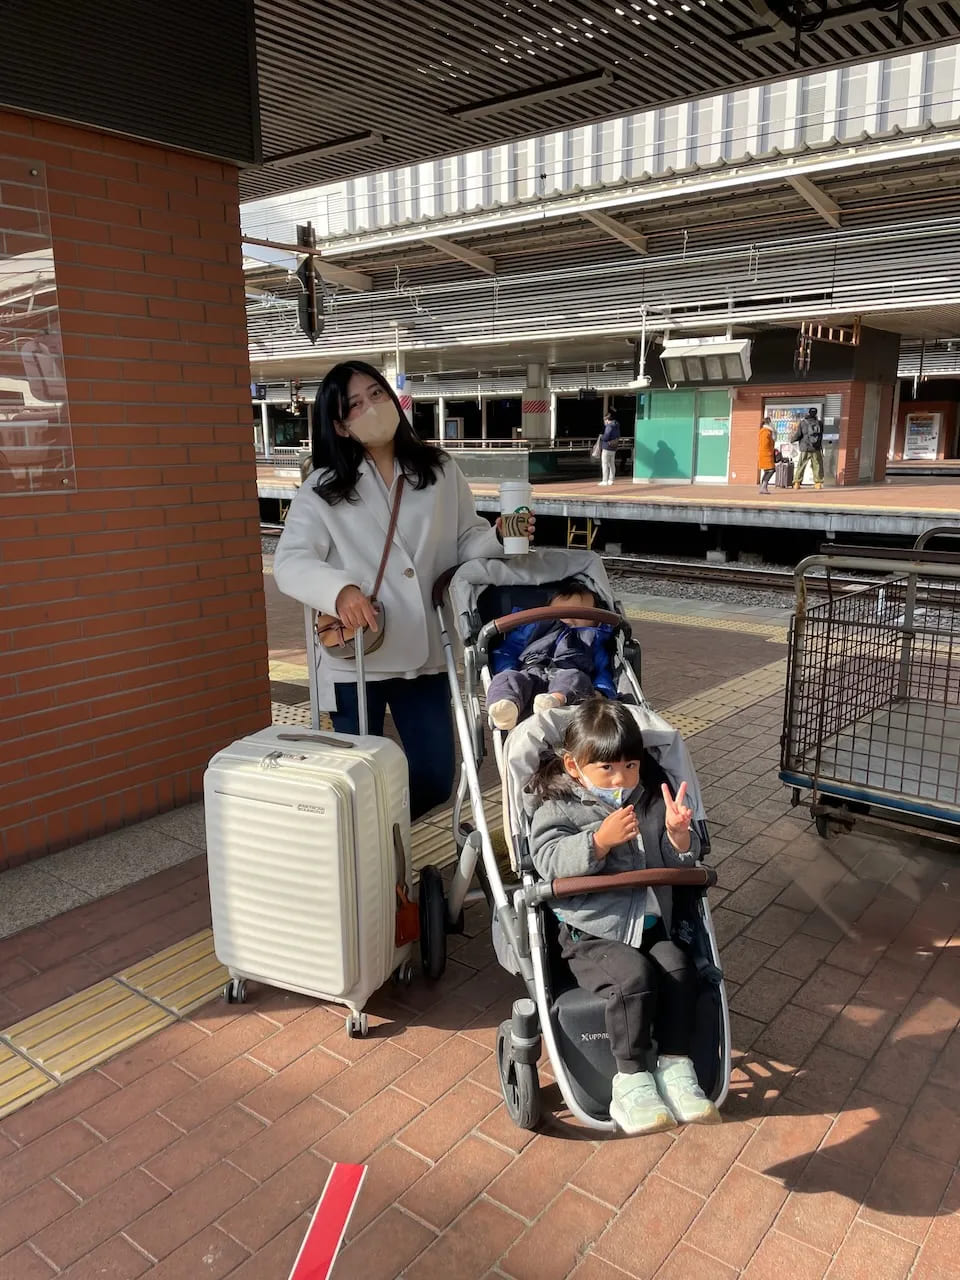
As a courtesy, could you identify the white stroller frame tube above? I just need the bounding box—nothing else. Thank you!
[437,600,509,922]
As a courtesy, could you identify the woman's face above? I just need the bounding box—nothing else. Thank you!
[338,373,391,432]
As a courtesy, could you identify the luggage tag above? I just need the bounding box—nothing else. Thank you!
[393,824,419,947]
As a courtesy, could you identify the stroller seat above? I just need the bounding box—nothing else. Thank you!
[493,703,730,1126]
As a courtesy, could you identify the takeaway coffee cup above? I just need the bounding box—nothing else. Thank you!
[499,480,532,555]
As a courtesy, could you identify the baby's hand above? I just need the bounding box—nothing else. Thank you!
[594,804,638,856]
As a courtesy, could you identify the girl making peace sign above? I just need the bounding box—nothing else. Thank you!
[527,699,720,1136]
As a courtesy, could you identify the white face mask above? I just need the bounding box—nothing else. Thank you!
[348,399,400,448]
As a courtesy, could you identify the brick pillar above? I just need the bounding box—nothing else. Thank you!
[0,111,269,868]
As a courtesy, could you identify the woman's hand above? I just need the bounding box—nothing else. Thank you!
[662,781,693,852]
[334,585,379,633]
[495,513,536,544]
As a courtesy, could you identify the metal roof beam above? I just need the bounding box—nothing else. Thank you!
[242,235,373,292]
[583,211,648,255]
[740,0,930,48]
[424,236,496,275]
[787,175,842,228]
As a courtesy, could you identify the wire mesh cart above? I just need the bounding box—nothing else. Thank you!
[781,529,960,840]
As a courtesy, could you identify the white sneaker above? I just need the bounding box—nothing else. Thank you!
[533,692,564,714]
[488,699,519,731]
[609,1071,676,1136]
[654,1057,721,1125]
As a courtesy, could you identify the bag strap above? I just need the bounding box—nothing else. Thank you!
[371,475,405,602]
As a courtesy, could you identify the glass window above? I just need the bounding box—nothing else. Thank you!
[799,73,828,143]
[0,158,75,494]
[880,55,912,129]
[838,65,869,138]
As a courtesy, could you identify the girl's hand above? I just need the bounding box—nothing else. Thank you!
[334,585,379,633]
[662,781,693,852]
[594,804,638,856]
[495,513,536,544]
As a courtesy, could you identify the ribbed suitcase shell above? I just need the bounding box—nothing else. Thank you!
[204,725,412,1016]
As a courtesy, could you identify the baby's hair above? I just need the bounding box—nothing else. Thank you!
[527,697,667,811]
[548,577,595,603]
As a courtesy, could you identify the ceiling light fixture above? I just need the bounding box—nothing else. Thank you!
[450,69,613,121]
[262,131,384,170]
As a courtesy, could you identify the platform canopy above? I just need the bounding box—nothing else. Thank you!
[245,0,960,198]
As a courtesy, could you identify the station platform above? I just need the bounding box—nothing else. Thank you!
[2,570,959,1277]
[259,467,960,538]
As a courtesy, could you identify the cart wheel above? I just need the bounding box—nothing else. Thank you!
[815,813,845,840]
[394,961,415,986]
[496,1020,541,1130]
[223,978,247,1005]
[419,865,447,980]
[345,1012,369,1038]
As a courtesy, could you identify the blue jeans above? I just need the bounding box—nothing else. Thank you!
[331,673,455,821]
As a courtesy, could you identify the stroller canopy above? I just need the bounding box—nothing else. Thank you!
[447,549,616,644]
[502,703,707,856]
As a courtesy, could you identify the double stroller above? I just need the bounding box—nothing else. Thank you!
[423,548,731,1132]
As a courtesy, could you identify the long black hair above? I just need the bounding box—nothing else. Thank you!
[527,698,668,813]
[311,360,447,505]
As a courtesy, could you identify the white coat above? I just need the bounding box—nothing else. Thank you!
[273,455,503,709]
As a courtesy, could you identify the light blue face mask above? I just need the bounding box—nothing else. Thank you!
[575,766,624,808]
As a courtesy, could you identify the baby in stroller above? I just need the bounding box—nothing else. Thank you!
[486,578,617,731]
[527,698,721,1135]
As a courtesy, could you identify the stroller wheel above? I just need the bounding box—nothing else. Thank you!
[418,865,447,980]
[496,1020,541,1130]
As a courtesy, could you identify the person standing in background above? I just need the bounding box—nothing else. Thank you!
[791,407,825,490]
[758,416,776,494]
[599,412,620,486]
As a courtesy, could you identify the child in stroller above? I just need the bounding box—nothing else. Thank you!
[486,578,617,731]
[528,699,721,1134]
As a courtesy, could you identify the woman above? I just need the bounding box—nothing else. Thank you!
[273,360,533,819]
[758,416,776,494]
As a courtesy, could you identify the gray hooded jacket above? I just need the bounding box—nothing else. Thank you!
[529,783,701,946]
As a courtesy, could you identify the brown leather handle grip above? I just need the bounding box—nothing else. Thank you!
[551,867,716,898]
[432,564,461,608]
[493,605,624,634]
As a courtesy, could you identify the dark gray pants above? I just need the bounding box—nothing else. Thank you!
[559,922,698,1073]
[487,665,596,712]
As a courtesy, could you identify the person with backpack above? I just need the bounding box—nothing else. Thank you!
[598,412,620,486]
[790,408,824,490]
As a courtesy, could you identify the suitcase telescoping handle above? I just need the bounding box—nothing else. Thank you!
[354,622,369,736]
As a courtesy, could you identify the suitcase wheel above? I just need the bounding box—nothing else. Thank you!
[345,1012,369,1038]
[394,961,415,986]
[223,978,248,1004]
[419,865,448,981]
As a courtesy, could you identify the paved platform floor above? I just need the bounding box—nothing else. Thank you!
[1,596,958,1278]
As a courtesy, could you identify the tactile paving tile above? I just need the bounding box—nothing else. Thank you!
[662,659,787,730]
[119,930,228,1016]
[3,981,173,1083]
[0,1043,55,1117]
[624,608,788,642]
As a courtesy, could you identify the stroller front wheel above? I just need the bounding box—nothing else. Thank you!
[496,1020,541,1130]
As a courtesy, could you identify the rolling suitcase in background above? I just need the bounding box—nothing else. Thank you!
[204,631,414,1038]
[775,459,794,488]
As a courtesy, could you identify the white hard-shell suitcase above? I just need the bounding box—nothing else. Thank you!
[204,636,413,1037]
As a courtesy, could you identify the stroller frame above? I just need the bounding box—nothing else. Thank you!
[431,555,731,1132]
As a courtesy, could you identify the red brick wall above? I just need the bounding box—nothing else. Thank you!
[0,111,270,869]
[729,382,852,484]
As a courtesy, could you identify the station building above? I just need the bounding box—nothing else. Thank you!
[244,43,960,487]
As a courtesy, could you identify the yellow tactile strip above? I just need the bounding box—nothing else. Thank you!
[120,931,230,1016]
[0,1043,56,1117]
[0,650,787,1121]
[624,607,788,644]
[4,982,174,1084]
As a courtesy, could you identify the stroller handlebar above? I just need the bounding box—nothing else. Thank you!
[487,605,628,637]
[543,866,717,901]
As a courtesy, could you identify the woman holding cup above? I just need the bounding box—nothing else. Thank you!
[273,360,534,818]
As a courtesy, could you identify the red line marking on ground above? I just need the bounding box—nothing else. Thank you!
[288,1162,367,1280]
